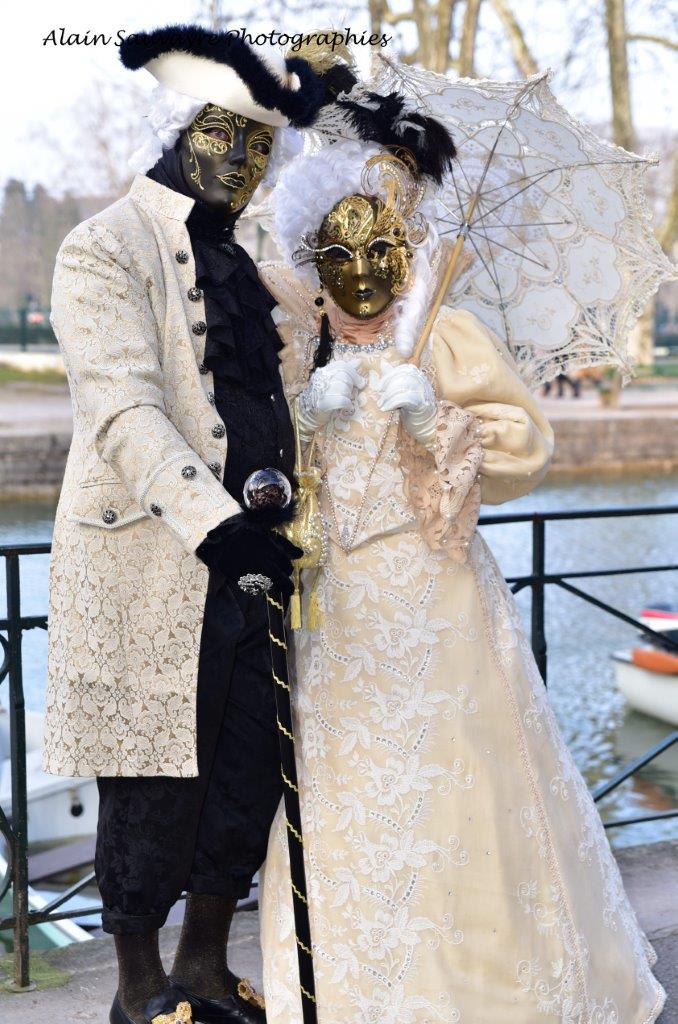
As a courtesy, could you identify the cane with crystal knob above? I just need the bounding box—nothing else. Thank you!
[239,468,318,1024]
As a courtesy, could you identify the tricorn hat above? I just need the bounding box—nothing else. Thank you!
[119,24,325,128]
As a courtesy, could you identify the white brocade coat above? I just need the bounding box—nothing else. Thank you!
[44,176,241,778]
[257,264,665,1024]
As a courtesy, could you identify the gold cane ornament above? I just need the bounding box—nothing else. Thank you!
[282,404,326,630]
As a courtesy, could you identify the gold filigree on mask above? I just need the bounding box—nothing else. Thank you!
[293,148,428,314]
[186,106,242,190]
[185,104,273,208]
[316,194,413,297]
[362,149,427,224]
[219,125,273,208]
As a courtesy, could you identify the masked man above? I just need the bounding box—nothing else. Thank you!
[44,25,327,1024]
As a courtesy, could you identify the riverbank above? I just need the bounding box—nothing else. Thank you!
[1,840,676,1020]
[1,380,677,497]
[542,384,678,476]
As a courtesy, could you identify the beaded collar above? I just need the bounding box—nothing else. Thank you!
[327,301,396,356]
[333,332,394,356]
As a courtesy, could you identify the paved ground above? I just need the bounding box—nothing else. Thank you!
[0,381,72,435]
[1,841,676,1022]
[1,378,677,434]
[540,382,678,418]
[0,911,263,1023]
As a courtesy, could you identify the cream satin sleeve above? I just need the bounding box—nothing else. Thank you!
[258,260,317,402]
[431,307,554,504]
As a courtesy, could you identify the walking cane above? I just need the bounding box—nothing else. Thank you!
[240,468,318,1024]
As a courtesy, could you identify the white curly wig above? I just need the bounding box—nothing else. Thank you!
[271,139,441,358]
[128,83,303,188]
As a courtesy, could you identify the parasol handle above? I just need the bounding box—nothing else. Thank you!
[409,192,480,367]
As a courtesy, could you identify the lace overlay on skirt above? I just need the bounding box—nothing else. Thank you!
[257,340,665,1024]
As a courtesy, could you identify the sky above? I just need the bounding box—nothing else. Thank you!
[2,0,676,192]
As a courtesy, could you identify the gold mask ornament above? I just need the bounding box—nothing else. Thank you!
[180,104,274,212]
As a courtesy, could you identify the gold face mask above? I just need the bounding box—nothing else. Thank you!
[295,150,428,319]
[179,104,274,213]
[315,194,412,319]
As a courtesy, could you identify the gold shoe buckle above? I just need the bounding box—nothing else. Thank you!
[237,977,266,1009]
[151,1001,193,1024]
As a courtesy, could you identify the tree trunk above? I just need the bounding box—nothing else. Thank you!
[604,0,636,152]
[431,0,457,72]
[489,0,539,76]
[657,149,678,254]
[628,303,656,367]
[368,0,388,41]
[459,0,483,76]
[412,0,434,67]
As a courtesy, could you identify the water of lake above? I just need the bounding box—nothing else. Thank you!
[1,474,677,850]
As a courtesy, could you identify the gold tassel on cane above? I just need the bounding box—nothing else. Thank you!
[290,564,302,630]
[281,404,327,630]
[307,568,323,630]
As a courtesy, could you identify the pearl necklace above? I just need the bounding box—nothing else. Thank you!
[333,330,395,357]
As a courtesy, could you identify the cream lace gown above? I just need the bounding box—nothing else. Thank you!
[257,264,665,1024]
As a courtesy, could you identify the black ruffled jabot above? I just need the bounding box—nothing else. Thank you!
[192,238,283,394]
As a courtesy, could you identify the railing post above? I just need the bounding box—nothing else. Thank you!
[5,553,32,991]
[531,516,547,686]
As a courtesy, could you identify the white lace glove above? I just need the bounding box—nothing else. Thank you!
[296,359,365,438]
[377,363,438,451]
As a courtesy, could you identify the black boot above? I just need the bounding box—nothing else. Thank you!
[110,988,194,1023]
[170,893,265,1023]
[111,931,187,1024]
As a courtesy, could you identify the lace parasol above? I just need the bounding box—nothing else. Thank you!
[373,55,676,387]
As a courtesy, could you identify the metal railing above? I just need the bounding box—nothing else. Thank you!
[1,506,677,990]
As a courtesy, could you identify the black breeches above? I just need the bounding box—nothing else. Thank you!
[95,582,282,935]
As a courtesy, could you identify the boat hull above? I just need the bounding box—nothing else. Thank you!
[613,652,678,726]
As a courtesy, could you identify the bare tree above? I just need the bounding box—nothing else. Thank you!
[39,76,150,199]
[605,0,636,151]
[458,0,483,77]
[487,0,538,76]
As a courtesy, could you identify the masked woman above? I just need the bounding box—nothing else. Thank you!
[256,133,666,1023]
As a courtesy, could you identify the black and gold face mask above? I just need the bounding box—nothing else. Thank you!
[179,104,274,213]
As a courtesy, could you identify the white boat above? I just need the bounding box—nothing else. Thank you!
[612,603,678,727]
[612,652,678,726]
[0,707,98,845]
[639,605,678,633]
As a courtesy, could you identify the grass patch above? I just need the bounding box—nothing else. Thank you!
[635,362,678,379]
[0,363,66,386]
[0,952,70,992]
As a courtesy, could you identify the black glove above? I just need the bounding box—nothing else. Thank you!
[196,514,303,598]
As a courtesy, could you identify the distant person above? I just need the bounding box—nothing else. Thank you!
[543,372,582,397]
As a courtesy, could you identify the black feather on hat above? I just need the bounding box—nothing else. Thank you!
[336,91,457,183]
[119,24,325,128]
